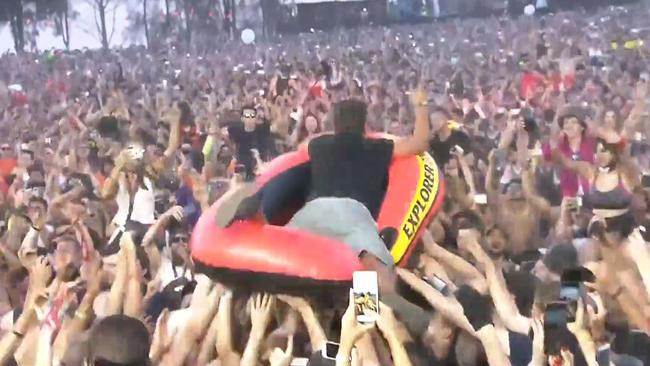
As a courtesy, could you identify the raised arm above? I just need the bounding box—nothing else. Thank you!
[422,231,487,294]
[376,303,413,366]
[394,86,430,157]
[522,161,552,219]
[241,294,274,366]
[396,268,476,335]
[459,230,531,334]
[550,148,594,181]
[621,81,647,140]
[277,295,327,352]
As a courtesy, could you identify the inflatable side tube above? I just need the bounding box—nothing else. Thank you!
[191,199,363,292]
[379,152,445,265]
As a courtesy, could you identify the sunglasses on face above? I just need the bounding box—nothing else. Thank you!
[1,146,11,151]
[172,235,189,243]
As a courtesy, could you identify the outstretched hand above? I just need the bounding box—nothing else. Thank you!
[269,335,294,366]
[250,293,274,334]
[340,289,375,348]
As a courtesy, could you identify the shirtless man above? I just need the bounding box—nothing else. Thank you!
[486,149,552,255]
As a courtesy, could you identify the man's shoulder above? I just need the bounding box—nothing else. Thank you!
[309,134,393,147]
[310,134,334,144]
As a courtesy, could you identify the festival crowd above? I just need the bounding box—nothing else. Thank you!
[2,2,650,366]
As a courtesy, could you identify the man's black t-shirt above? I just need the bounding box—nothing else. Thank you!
[307,134,394,219]
[428,130,471,167]
[227,120,272,177]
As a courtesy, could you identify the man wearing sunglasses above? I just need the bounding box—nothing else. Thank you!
[225,105,271,181]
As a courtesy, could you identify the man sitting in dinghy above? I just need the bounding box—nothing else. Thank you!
[231,87,430,264]
[230,86,432,334]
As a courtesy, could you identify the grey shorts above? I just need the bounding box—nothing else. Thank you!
[287,197,394,266]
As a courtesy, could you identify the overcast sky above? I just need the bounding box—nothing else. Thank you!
[0,0,154,53]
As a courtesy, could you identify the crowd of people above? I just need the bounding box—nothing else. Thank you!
[1,2,650,365]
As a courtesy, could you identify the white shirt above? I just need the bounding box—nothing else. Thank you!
[112,175,155,226]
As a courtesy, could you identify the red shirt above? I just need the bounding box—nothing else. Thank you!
[0,159,17,178]
[520,73,544,99]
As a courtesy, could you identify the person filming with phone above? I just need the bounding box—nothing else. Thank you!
[225,105,272,182]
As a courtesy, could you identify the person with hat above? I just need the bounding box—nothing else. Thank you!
[543,105,596,198]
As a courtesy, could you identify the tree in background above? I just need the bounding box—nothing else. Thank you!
[83,0,119,49]
[35,0,76,49]
[0,0,26,52]
[123,0,151,48]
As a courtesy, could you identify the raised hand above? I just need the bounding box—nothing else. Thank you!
[340,289,375,347]
[29,256,53,290]
[163,205,184,222]
[409,85,428,107]
[150,309,173,363]
[376,302,399,335]
[277,294,310,312]
[269,335,294,366]
[250,293,274,333]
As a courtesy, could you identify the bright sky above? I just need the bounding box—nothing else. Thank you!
[0,0,155,53]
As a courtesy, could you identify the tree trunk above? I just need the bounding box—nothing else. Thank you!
[260,0,267,38]
[230,0,236,36]
[9,0,25,52]
[223,0,230,36]
[164,0,170,33]
[183,0,192,49]
[63,8,70,49]
[143,0,150,49]
[98,0,109,49]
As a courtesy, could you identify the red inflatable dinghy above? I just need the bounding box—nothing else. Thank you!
[191,136,445,291]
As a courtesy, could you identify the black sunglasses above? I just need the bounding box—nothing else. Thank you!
[172,235,189,243]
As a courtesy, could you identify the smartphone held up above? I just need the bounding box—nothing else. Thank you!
[352,271,379,324]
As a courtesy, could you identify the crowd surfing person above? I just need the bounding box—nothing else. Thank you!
[3,4,650,366]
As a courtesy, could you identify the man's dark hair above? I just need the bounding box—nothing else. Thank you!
[241,104,257,113]
[451,210,485,236]
[542,243,578,277]
[177,101,194,127]
[504,270,538,317]
[332,100,367,135]
[88,315,150,365]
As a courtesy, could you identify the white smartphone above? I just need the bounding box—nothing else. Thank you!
[352,271,379,324]
[473,194,488,205]
[290,358,309,366]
